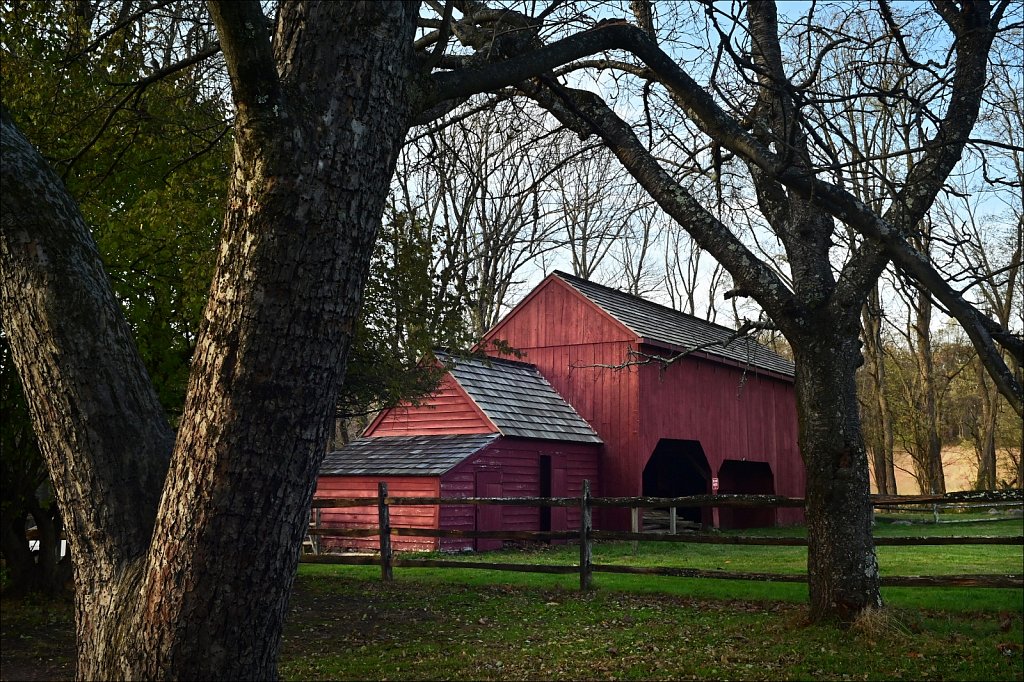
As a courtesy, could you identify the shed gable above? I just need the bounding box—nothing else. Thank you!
[367,374,496,437]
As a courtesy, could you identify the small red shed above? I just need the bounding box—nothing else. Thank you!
[315,353,602,551]
[481,272,804,529]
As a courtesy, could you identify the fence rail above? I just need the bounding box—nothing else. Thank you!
[300,484,1024,591]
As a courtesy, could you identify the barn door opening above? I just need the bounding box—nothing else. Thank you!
[717,460,775,529]
[642,439,712,527]
[475,470,503,551]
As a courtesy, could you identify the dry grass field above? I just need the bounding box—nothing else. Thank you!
[872,445,1020,494]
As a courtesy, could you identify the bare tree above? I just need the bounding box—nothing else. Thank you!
[394,100,567,335]
[414,0,1019,620]
[3,4,1022,678]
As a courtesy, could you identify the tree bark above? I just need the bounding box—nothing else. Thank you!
[1,106,174,673]
[795,329,883,621]
[2,1,419,677]
[911,284,946,495]
[973,361,998,490]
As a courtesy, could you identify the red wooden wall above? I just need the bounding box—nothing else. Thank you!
[314,476,441,551]
[439,439,601,550]
[483,275,804,529]
[367,374,495,436]
[313,439,601,552]
[637,352,803,525]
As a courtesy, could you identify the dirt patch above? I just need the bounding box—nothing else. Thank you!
[0,593,76,682]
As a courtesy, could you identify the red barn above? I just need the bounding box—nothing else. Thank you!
[316,352,602,551]
[315,271,803,548]
[481,272,803,529]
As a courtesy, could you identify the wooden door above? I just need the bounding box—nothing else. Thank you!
[475,470,503,551]
[551,461,568,531]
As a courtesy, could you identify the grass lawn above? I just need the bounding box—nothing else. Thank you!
[281,568,1023,681]
[2,518,1021,680]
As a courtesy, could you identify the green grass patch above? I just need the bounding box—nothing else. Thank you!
[280,571,1024,681]
[393,518,1022,611]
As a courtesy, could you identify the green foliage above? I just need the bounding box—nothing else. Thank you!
[0,333,47,523]
[1,1,231,421]
[340,210,475,419]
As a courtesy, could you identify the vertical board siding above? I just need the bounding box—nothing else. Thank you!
[314,476,440,551]
[314,439,602,554]
[637,353,804,525]
[482,275,803,530]
[367,375,495,437]
[485,277,634,350]
[439,470,475,551]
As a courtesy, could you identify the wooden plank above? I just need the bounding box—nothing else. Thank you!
[393,528,577,540]
[388,496,581,507]
[872,490,1023,505]
[590,494,805,509]
[312,497,380,508]
[309,527,1022,547]
[874,536,1023,546]
[300,554,380,566]
[580,479,592,591]
[591,530,808,545]
[591,564,807,583]
[307,528,379,538]
[590,532,1024,546]
[394,558,579,574]
[630,507,639,554]
[378,482,392,581]
[313,491,1019,511]
[879,574,1023,588]
[315,494,804,509]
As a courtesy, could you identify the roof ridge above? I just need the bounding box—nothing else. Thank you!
[552,270,757,339]
[434,348,539,370]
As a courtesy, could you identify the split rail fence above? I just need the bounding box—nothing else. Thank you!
[300,482,1024,591]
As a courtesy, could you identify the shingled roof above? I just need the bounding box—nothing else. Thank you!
[436,351,603,444]
[322,434,499,476]
[555,271,795,377]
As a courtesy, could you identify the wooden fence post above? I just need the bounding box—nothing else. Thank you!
[313,508,322,555]
[580,479,592,591]
[631,507,639,554]
[669,507,677,535]
[378,482,393,581]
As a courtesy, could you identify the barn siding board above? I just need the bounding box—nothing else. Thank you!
[636,354,804,525]
[314,476,441,551]
[368,376,494,437]
[479,273,802,530]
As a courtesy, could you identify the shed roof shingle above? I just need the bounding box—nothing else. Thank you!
[554,271,795,377]
[321,434,499,476]
[438,351,603,444]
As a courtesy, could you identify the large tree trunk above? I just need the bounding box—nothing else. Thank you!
[795,329,882,621]
[2,2,419,678]
[1,106,175,674]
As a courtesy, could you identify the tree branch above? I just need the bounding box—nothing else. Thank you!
[206,1,279,122]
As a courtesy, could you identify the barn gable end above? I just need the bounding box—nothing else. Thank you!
[478,271,802,529]
[366,373,496,437]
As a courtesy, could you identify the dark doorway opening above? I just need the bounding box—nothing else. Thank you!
[539,455,552,533]
[642,440,712,527]
[717,460,775,529]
